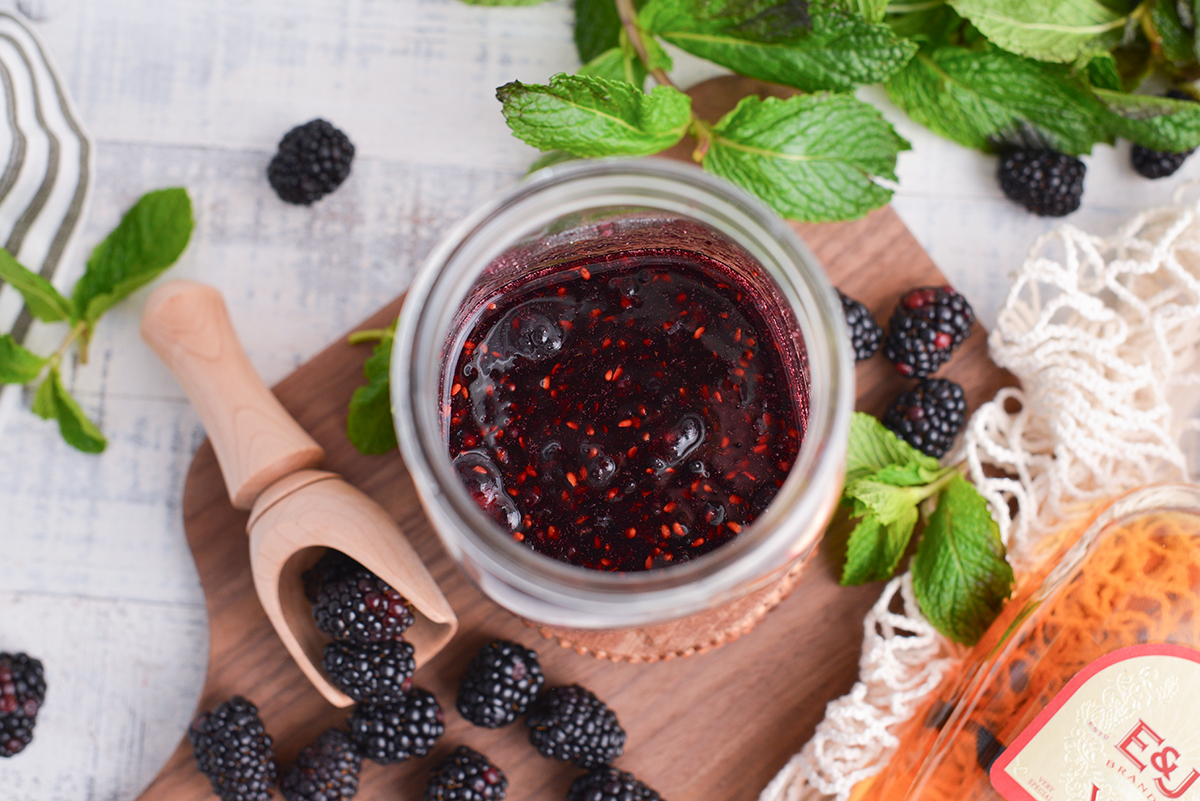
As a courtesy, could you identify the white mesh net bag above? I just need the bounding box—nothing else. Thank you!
[760,188,1200,801]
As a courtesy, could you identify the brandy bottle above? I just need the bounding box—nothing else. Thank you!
[860,483,1200,801]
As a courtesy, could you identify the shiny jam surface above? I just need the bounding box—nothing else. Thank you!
[445,249,806,572]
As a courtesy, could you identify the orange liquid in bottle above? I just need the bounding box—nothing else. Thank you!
[864,486,1200,801]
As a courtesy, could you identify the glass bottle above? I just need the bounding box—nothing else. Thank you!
[862,483,1200,801]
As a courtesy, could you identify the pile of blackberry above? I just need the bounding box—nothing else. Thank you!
[301,550,447,767]
[189,696,278,801]
[833,286,975,457]
[0,652,45,758]
[451,639,663,799]
[267,119,355,205]
[304,550,419,705]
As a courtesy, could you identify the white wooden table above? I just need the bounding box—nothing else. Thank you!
[1,2,1197,798]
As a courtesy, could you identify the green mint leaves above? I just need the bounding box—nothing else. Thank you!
[499,72,908,221]
[912,472,1013,646]
[346,323,399,455]
[840,412,1013,646]
[639,0,916,93]
[704,93,908,222]
[950,0,1130,64]
[0,187,193,453]
[471,0,1200,223]
[498,75,692,157]
[0,250,76,322]
[72,187,194,327]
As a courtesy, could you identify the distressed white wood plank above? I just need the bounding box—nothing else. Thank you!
[27,0,573,171]
[0,593,208,801]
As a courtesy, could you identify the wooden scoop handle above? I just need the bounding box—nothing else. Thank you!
[140,280,324,510]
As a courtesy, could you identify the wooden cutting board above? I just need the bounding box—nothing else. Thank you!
[134,204,1014,801]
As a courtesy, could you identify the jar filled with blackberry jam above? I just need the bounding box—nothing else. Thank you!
[394,159,853,629]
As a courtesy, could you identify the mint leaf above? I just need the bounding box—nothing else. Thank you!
[32,366,107,453]
[950,0,1130,63]
[498,75,691,157]
[911,473,1012,645]
[834,0,888,23]
[347,324,398,455]
[576,0,626,62]
[886,3,965,43]
[843,510,918,584]
[703,93,909,222]
[1085,51,1122,91]
[72,188,194,325]
[1096,88,1200,152]
[640,0,916,92]
[0,334,46,384]
[845,411,941,484]
[0,248,76,322]
[1149,0,1195,66]
[579,43,649,88]
[884,43,1110,155]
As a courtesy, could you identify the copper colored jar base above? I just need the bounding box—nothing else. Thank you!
[532,547,817,662]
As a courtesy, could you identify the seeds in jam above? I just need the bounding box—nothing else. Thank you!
[446,250,805,572]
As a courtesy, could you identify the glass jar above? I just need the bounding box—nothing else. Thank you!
[393,158,853,630]
[861,483,1200,801]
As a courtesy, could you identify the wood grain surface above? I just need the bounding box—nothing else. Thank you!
[135,205,1015,801]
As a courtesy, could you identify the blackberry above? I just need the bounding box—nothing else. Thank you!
[303,549,360,603]
[567,767,663,801]
[0,652,45,758]
[837,289,883,362]
[1131,91,1199,179]
[267,119,355,205]
[313,567,416,644]
[279,729,361,801]
[457,639,545,729]
[526,684,625,769]
[997,148,1085,217]
[188,696,277,801]
[348,687,444,764]
[882,378,967,459]
[323,640,415,704]
[882,286,974,378]
[425,745,508,801]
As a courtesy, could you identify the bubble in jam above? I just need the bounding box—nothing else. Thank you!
[445,250,805,572]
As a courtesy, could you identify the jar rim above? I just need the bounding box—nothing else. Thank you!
[393,158,853,627]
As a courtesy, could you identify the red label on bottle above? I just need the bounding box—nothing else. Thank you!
[990,644,1200,801]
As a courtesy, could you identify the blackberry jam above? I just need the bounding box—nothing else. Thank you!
[445,250,805,572]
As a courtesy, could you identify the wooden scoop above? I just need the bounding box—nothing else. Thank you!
[140,279,457,707]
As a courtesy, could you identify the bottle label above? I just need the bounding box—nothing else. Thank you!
[991,644,1200,801]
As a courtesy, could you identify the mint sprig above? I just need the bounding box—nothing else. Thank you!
[840,412,1013,645]
[468,0,1200,223]
[0,187,194,452]
[346,322,398,455]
